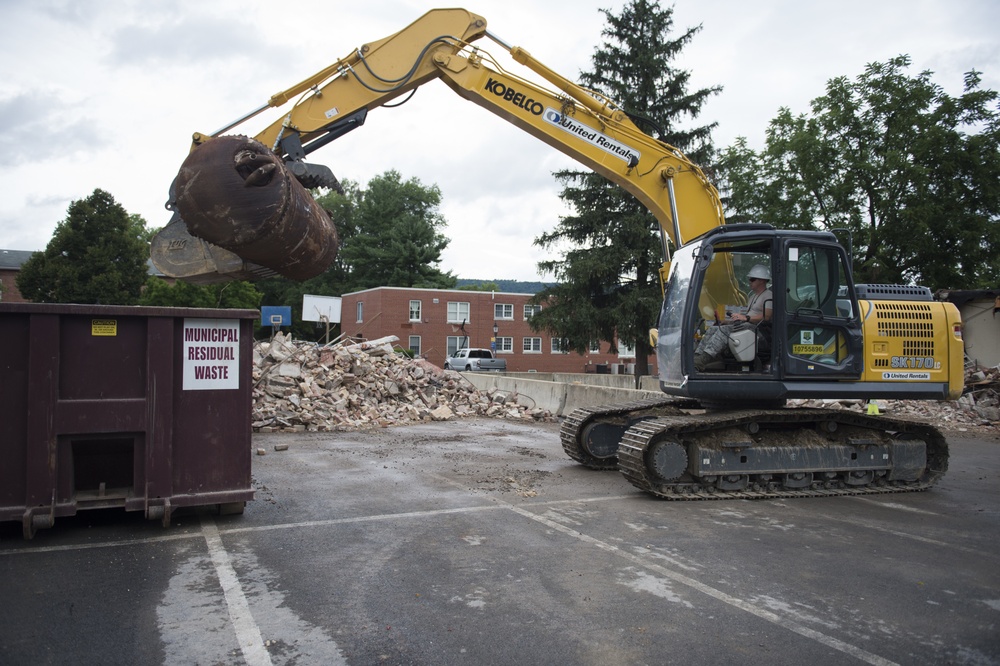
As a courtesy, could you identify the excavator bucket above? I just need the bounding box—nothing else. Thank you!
[150,136,339,283]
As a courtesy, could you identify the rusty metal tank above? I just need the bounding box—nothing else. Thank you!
[171,135,339,281]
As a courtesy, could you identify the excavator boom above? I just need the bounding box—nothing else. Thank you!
[150,8,724,285]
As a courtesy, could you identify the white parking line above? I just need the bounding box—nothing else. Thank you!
[200,516,272,666]
[0,531,200,556]
[222,503,507,536]
[0,505,508,556]
[504,502,900,666]
[847,498,940,515]
[424,471,901,666]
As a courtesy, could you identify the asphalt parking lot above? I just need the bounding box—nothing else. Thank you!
[2,419,999,665]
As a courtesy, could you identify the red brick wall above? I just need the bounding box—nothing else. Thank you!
[0,269,29,303]
[340,287,655,374]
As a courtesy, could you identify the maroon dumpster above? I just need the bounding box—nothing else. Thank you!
[0,303,258,538]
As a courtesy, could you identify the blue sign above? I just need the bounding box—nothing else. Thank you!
[261,306,292,328]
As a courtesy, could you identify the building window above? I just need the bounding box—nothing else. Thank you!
[408,335,421,357]
[356,301,363,323]
[589,340,602,353]
[524,304,541,320]
[447,301,470,324]
[551,338,569,354]
[494,303,513,320]
[619,341,636,357]
[523,337,542,353]
[447,336,466,356]
[497,337,513,353]
[409,300,422,322]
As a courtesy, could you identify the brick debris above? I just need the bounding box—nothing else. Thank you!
[791,362,999,431]
[252,333,554,432]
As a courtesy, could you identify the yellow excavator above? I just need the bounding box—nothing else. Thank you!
[151,8,963,499]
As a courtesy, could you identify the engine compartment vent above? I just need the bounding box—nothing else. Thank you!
[853,284,932,301]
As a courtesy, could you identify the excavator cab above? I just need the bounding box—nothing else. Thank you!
[656,224,865,408]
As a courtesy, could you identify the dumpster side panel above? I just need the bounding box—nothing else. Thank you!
[25,314,59,514]
[171,316,253,501]
[0,311,30,518]
[58,315,146,400]
[144,316,175,510]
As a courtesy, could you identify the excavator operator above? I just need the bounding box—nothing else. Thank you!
[694,264,773,371]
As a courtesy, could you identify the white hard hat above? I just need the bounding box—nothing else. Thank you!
[748,264,771,281]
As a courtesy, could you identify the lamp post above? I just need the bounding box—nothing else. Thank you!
[492,323,499,352]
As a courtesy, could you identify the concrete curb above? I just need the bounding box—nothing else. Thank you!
[460,373,664,416]
[502,372,662,391]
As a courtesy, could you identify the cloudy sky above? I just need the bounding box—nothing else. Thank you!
[1,0,997,283]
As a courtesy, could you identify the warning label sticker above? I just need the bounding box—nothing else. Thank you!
[91,319,117,336]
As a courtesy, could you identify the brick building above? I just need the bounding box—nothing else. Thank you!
[340,286,651,374]
[0,249,33,303]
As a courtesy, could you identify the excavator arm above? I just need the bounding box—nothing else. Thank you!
[151,8,725,286]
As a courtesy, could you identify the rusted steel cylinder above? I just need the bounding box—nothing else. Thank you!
[173,135,338,281]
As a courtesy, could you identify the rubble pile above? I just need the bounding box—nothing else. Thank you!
[252,333,554,432]
[790,363,1000,430]
[251,333,998,434]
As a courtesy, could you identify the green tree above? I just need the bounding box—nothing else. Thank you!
[717,56,1000,288]
[338,170,456,290]
[17,189,150,304]
[531,0,720,379]
[132,214,159,244]
[139,277,262,310]
[458,281,500,292]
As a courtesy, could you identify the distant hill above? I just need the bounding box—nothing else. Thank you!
[455,279,553,294]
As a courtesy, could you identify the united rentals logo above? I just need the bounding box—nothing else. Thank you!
[542,108,640,166]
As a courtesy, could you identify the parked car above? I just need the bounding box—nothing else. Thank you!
[444,348,507,372]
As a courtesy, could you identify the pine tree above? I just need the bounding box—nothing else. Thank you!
[531,0,720,379]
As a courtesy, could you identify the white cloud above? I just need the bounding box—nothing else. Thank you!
[0,0,996,282]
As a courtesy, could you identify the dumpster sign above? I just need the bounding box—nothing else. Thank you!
[183,318,240,390]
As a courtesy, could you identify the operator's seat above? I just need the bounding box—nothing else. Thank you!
[719,320,772,371]
[754,320,773,367]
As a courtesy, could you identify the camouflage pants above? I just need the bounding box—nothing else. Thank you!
[695,322,750,364]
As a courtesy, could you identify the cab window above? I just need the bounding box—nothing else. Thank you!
[786,245,852,318]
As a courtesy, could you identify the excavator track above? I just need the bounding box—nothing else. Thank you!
[615,408,948,500]
[560,397,697,469]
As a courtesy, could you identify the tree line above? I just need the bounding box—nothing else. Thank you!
[16,170,456,339]
[16,0,1000,354]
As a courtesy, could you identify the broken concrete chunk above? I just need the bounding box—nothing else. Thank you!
[430,405,455,421]
[277,362,302,378]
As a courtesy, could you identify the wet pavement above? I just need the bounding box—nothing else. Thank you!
[2,419,999,665]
